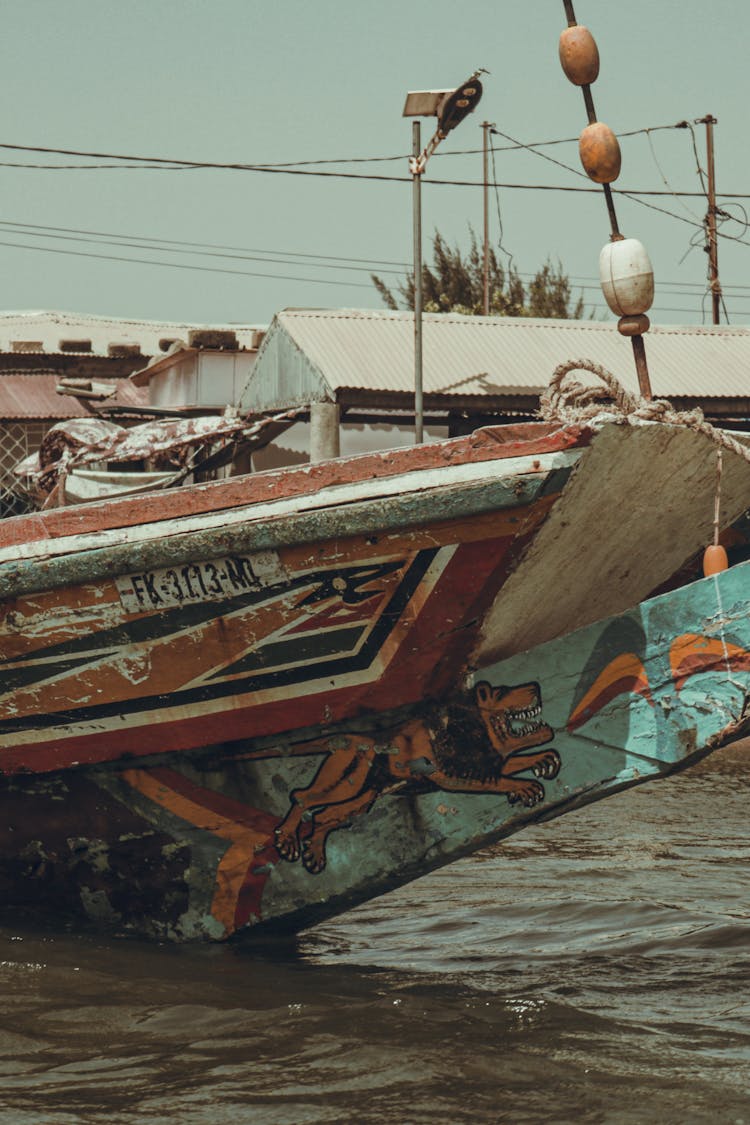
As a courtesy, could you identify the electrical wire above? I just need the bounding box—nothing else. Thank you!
[7,213,750,291]
[644,128,704,223]
[0,122,690,170]
[0,222,406,277]
[2,140,750,201]
[487,130,516,273]
[440,121,689,159]
[0,219,410,269]
[677,119,716,323]
[5,232,750,314]
[488,124,706,232]
[0,238,375,287]
[686,121,709,196]
[4,215,750,300]
[2,127,750,312]
[490,124,585,181]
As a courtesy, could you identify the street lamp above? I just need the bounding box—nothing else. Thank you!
[403,72,484,443]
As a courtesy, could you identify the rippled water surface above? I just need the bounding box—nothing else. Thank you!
[2,744,750,1124]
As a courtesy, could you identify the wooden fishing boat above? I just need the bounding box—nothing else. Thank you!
[1,405,750,939]
[0,3,746,942]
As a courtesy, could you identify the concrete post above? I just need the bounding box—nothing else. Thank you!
[310,402,341,463]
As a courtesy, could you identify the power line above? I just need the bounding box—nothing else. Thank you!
[0,121,690,170]
[488,130,516,271]
[0,237,375,287]
[7,233,750,311]
[4,215,750,296]
[443,121,689,159]
[3,140,750,200]
[0,219,409,268]
[490,124,586,181]
[488,123,708,232]
[644,128,705,224]
[542,279,750,299]
[4,231,750,313]
[0,222,406,277]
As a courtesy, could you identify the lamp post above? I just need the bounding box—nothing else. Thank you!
[402,72,484,443]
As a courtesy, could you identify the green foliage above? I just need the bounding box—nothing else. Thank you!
[372,230,585,320]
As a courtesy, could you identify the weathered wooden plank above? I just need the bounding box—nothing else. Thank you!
[0,421,586,548]
[0,448,578,567]
[477,421,750,662]
[0,461,571,599]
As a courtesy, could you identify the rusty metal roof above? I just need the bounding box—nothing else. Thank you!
[0,374,147,419]
[242,309,750,412]
[0,311,264,358]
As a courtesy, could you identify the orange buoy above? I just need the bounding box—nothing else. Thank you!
[579,122,622,184]
[559,26,600,86]
[703,544,729,577]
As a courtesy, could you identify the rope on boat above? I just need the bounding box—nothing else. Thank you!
[713,449,723,548]
[540,358,750,466]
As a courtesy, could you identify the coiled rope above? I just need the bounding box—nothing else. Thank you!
[539,358,750,466]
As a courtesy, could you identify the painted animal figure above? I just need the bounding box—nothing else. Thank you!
[274,680,560,874]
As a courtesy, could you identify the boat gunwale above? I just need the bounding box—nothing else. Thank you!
[0,458,573,599]
[0,421,590,549]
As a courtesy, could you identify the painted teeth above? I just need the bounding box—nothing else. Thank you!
[511,706,541,720]
[489,704,543,739]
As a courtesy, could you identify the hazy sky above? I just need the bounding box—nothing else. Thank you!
[1,0,748,328]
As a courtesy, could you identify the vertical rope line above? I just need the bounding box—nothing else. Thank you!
[713,449,723,547]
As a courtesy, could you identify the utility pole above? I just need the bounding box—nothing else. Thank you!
[697,114,722,325]
[411,120,424,444]
[481,121,491,315]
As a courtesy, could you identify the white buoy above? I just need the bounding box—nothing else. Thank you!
[599,238,654,317]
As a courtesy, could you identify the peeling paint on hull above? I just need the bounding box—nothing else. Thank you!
[0,433,579,775]
[1,563,748,940]
[0,419,749,939]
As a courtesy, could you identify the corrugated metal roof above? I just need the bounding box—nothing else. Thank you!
[0,311,265,358]
[0,374,147,419]
[244,309,750,410]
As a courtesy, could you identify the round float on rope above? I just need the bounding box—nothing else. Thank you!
[579,122,621,183]
[599,238,655,316]
[703,544,729,577]
[559,26,600,85]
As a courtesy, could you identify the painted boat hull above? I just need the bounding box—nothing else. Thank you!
[0,441,578,773]
[1,418,749,777]
[2,417,750,939]
[2,562,748,940]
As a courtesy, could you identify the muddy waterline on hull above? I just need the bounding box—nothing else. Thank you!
[0,743,749,1124]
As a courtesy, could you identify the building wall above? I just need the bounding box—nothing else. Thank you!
[147,351,258,409]
[240,327,328,414]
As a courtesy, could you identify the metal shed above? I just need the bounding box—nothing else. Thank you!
[240,309,750,431]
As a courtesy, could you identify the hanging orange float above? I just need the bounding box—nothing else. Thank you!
[558,25,600,86]
[703,544,729,577]
[579,122,622,183]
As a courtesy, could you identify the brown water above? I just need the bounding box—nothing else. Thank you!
[1,743,749,1125]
